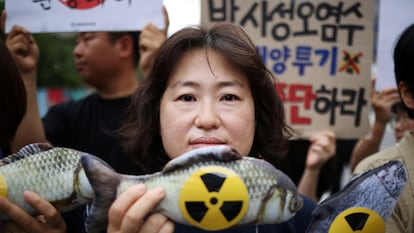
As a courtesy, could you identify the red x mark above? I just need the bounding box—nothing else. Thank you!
[339,51,363,74]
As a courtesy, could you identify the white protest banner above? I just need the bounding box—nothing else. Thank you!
[201,0,374,139]
[5,0,164,33]
[375,0,414,90]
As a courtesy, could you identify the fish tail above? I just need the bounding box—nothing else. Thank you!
[81,154,121,233]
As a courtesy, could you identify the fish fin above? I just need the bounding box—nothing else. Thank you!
[81,154,121,233]
[0,143,53,165]
[162,145,242,173]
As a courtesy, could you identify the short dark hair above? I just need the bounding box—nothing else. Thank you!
[394,23,414,118]
[0,38,27,154]
[108,31,140,66]
[391,102,404,114]
[118,23,294,172]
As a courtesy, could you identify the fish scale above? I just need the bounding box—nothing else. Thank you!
[0,143,94,220]
[0,144,303,232]
[144,159,283,217]
[305,160,408,233]
[82,145,303,233]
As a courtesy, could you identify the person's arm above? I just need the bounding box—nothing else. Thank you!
[0,191,66,233]
[350,79,400,171]
[139,7,169,80]
[2,12,47,152]
[349,122,386,170]
[297,130,336,202]
[107,184,174,233]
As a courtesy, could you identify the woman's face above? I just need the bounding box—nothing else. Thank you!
[393,108,414,142]
[160,48,255,159]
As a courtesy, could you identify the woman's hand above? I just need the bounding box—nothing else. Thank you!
[0,191,66,233]
[108,184,174,233]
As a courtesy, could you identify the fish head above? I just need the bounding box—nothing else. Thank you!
[261,184,303,223]
[246,158,303,224]
[375,160,408,199]
[287,190,303,214]
[255,160,303,224]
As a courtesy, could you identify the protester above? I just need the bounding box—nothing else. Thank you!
[353,23,414,233]
[350,78,400,171]
[0,8,169,233]
[296,130,336,202]
[112,22,317,233]
[352,100,414,171]
[280,130,338,203]
[391,102,414,141]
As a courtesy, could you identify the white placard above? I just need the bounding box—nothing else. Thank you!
[375,0,414,90]
[5,0,164,33]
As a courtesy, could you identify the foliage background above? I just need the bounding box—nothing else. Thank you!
[1,0,83,87]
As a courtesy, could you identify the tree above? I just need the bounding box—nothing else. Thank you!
[34,33,83,87]
[1,1,84,87]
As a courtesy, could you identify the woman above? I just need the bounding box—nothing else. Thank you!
[113,22,317,233]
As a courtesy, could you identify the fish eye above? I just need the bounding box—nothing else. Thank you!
[396,166,407,180]
[289,196,303,212]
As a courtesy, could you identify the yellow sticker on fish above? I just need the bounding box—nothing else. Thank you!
[0,173,7,198]
[328,207,385,233]
[179,166,249,231]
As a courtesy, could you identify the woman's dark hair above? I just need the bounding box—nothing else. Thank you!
[0,38,27,155]
[394,23,414,118]
[119,23,294,173]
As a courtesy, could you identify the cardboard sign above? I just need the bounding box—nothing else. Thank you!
[201,0,374,139]
[5,0,164,33]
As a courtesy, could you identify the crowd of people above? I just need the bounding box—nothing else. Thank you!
[0,4,413,233]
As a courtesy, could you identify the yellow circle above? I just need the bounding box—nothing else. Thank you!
[179,166,249,231]
[0,173,7,198]
[0,173,7,215]
[329,207,385,233]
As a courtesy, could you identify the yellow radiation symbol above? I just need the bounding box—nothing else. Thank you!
[329,207,385,233]
[179,166,249,230]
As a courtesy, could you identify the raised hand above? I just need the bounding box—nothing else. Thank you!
[139,7,169,79]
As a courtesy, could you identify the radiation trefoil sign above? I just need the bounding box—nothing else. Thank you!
[329,207,385,233]
[179,166,249,231]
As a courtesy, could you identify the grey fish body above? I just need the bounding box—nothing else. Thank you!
[305,160,408,233]
[82,145,303,233]
[0,143,94,219]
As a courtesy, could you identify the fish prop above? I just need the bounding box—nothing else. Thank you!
[0,143,94,219]
[305,160,408,233]
[82,145,303,233]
